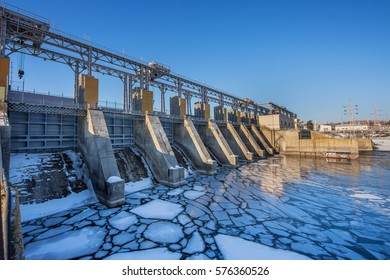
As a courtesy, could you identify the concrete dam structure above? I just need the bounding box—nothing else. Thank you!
[0,4,370,259]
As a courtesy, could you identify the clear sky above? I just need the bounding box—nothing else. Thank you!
[5,0,390,123]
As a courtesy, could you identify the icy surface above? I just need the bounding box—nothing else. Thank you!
[20,190,97,222]
[350,193,382,200]
[184,190,206,200]
[104,248,181,260]
[215,234,310,260]
[144,222,184,243]
[109,212,138,231]
[131,199,183,219]
[183,231,205,254]
[372,138,390,151]
[25,227,106,259]
[125,178,153,194]
[20,151,390,260]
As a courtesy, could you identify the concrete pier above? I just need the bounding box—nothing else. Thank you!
[239,124,265,158]
[174,118,217,175]
[220,123,253,161]
[78,109,125,207]
[198,120,237,166]
[77,74,125,207]
[135,115,185,187]
[251,125,275,155]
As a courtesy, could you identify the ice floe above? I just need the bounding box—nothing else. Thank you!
[144,222,184,243]
[214,234,310,260]
[131,199,183,219]
[25,227,106,259]
[109,212,138,231]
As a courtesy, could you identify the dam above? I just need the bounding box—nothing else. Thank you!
[0,4,377,260]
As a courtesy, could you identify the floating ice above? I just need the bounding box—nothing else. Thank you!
[109,211,138,231]
[25,227,106,260]
[184,190,205,200]
[144,222,184,243]
[113,232,135,246]
[131,199,183,220]
[183,231,205,254]
[20,190,98,222]
[35,226,73,241]
[104,248,181,260]
[125,178,153,194]
[167,188,184,196]
[63,209,97,225]
[214,234,310,260]
[350,193,382,200]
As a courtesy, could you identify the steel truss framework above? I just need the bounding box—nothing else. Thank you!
[0,5,296,119]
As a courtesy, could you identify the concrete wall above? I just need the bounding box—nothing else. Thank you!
[239,124,265,157]
[174,118,217,175]
[132,89,153,113]
[194,102,210,120]
[258,114,295,130]
[251,125,274,155]
[357,139,373,151]
[197,120,237,166]
[220,123,253,161]
[276,130,359,157]
[78,109,125,207]
[214,106,227,122]
[170,96,186,117]
[135,115,185,187]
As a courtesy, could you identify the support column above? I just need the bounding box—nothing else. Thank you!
[214,106,227,123]
[159,86,166,113]
[132,89,153,113]
[0,57,10,107]
[220,123,253,161]
[128,76,133,113]
[123,74,128,112]
[197,120,237,166]
[78,75,125,207]
[78,74,98,109]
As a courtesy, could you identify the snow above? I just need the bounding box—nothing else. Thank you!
[9,153,52,185]
[131,199,183,219]
[104,248,181,260]
[108,211,138,231]
[20,190,98,222]
[125,178,153,194]
[183,231,205,254]
[214,234,310,260]
[351,193,382,200]
[184,190,205,200]
[25,227,107,260]
[372,137,390,151]
[107,176,123,183]
[144,222,184,243]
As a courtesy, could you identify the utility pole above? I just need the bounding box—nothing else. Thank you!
[343,100,358,138]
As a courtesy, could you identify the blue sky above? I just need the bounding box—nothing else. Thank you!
[5,0,390,123]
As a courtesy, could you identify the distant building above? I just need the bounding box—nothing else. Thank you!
[335,124,368,132]
[319,124,332,132]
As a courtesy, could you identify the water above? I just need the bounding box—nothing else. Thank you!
[21,152,390,260]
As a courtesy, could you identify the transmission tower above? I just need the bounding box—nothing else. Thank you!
[343,100,358,138]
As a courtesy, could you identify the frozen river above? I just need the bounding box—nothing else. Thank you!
[21,152,390,260]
